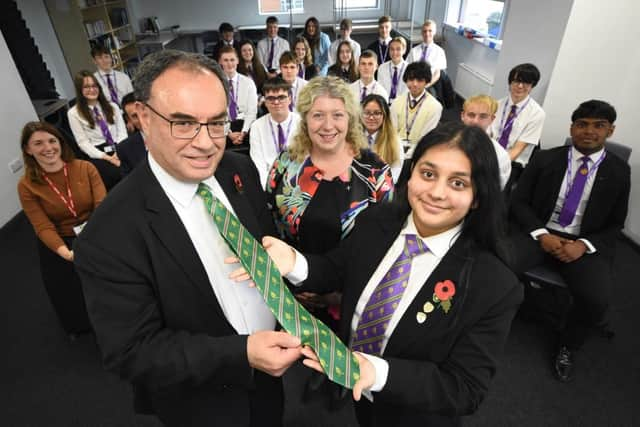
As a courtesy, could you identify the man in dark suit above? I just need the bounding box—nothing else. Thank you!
[117,92,147,176]
[510,100,630,382]
[211,22,237,62]
[74,50,302,426]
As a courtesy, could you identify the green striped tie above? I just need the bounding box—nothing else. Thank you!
[197,183,360,389]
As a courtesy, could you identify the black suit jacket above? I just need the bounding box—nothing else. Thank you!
[116,131,146,176]
[511,145,630,255]
[302,203,523,426]
[74,153,278,426]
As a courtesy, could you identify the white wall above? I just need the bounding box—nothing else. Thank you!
[15,0,74,100]
[541,0,640,242]
[0,32,39,226]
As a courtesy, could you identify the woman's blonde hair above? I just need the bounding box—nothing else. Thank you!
[288,76,367,162]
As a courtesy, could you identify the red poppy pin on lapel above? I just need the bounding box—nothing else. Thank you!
[416,279,456,324]
[233,174,244,194]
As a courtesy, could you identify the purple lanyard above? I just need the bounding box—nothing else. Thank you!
[498,97,530,138]
[268,117,293,151]
[563,148,606,201]
[404,92,427,139]
[378,40,389,62]
[229,77,239,106]
[291,80,298,107]
[420,44,430,62]
[389,62,405,92]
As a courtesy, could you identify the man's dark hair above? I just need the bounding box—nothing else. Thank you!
[571,100,617,123]
[403,61,432,83]
[262,77,291,95]
[219,22,234,34]
[121,92,136,108]
[266,16,278,25]
[90,44,110,58]
[508,63,541,87]
[133,49,228,104]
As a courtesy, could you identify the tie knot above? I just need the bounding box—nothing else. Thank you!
[405,234,428,258]
[510,104,518,113]
[197,182,213,200]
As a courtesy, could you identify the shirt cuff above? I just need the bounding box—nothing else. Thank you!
[284,249,308,285]
[531,228,549,240]
[578,238,596,254]
[359,352,389,393]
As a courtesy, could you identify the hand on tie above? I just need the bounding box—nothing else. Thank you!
[225,236,296,285]
[301,347,375,401]
[247,330,302,377]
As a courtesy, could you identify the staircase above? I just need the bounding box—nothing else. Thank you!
[0,0,59,99]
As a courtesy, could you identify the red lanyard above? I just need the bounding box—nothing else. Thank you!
[42,163,77,218]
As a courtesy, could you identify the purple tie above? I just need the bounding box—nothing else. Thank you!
[360,86,367,103]
[352,234,428,356]
[92,106,115,147]
[105,74,119,104]
[268,38,275,69]
[557,157,590,227]
[390,66,399,100]
[498,104,518,149]
[368,134,374,147]
[288,88,294,112]
[228,79,238,121]
[420,44,428,62]
[298,64,304,78]
[277,123,286,152]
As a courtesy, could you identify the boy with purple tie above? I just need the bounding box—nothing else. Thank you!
[91,45,133,106]
[509,100,630,382]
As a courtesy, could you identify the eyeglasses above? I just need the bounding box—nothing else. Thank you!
[264,95,289,104]
[145,103,230,139]
[362,110,384,119]
[83,84,99,90]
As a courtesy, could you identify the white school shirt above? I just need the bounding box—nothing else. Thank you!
[349,79,389,104]
[328,37,362,66]
[377,59,408,103]
[94,69,134,105]
[489,137,512,190]
[249,112,301,187]
[407,42,447,72]
[489,95,545,167]
[531,146,604,253]
[67,103,128,159]
[147,154,276,334]
[227,73,258,133]
[257,36,290,70]
[365,130,405,184]
[289,77,308,111]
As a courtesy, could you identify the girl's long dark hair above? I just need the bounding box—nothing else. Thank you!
[73,70,115,128]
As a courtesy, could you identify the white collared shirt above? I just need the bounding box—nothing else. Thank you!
[257,36,291,70]
[489,95,545,166]
[226,72,258,132]
[531,146,604,253]
[94,69,134,105]
[329,37,362,65]
[147,154,277,334]
[289,77,308,110]
[67,103,128,159]
[377,59,408,103]
[349,79,389,103]
[390,90,442,157]
[489,137,512,190]
[250,111,301,187]
[407,42,447,72]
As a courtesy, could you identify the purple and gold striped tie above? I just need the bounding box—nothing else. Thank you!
[352,234,428,356]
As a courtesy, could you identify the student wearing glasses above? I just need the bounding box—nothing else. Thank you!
[361,94,403,183]
[250,78,301,187]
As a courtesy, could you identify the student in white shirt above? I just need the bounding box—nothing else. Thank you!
[407,20,447,90]
[490,63,546,179]
[250,78,301,187]
[460,94,512,190]
[218,46,258,151]
[365,15,394,66]
[279,51,308,113]
[349,50,389,104]
[257,16,291,78]
[377,37,409,104]
[67,70,127,190]
[329,18,361,66]
[390,61,442,157]
[91,45,133,106]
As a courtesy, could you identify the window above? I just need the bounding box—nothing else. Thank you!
[334,0,378,9]
[452,0,506,39]
[258,0,304,14]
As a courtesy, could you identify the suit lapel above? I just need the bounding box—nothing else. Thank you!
[141,163,227,319]
[541,148,570,215]
[385,237,472,356]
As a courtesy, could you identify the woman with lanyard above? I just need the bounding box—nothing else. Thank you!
[234,123,522,427]
[361,94,403,183]
[327,40,359,83]
[68,70,127,191]
[377,37,409,105]
[293,37,318,81]
[17,121,106,339]
[390,61,443,158]
[302,17,331,76]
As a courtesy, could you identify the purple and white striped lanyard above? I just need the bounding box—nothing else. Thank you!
[563,148,606,202]
[268,116,293,152]
[404,91,427,139]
